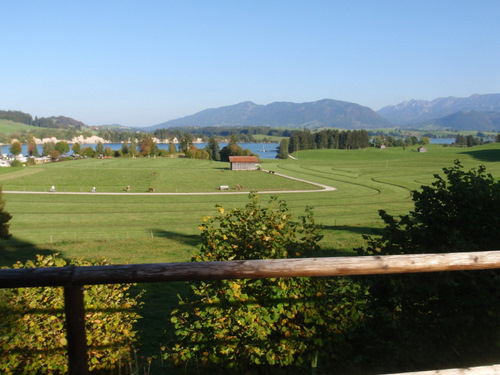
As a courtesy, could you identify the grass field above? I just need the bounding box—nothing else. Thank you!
[2,142,500,372]
[1,142,500,267]
[0,119,35,134]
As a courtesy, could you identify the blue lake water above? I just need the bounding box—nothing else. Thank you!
[2,142,280,160]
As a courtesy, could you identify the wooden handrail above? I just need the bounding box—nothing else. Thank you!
[2,250,500,375]
[2,250,500,288]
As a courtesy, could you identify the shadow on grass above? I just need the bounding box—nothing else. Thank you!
[459,148,500,162]
[318,225,383,257]
[0,237,59,268]
[322,224,382,237]
[150,229,202,247]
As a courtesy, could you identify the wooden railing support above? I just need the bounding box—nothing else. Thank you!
[64,285,89,375]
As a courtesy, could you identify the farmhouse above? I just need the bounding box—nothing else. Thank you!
[229,156,259,171]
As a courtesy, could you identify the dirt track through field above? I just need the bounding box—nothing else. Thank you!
[4,170,336,196]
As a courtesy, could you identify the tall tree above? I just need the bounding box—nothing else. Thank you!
[72,142,81,155]
[9,141,22,156]
[205,136,220,161]
[276,138,289,159]
[95,141,105,156]
[168,142,177,155]
[179,132,193,154]
[27,135,39,157]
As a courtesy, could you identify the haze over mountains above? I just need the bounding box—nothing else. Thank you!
[146,93,500,132]
[3,94,500,132]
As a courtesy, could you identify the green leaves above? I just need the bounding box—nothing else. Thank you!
[168,194,367,371]
[0,254,142,373]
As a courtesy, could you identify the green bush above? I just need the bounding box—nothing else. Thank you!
[0,254,142,374]
[356,161,500,371]
[168,194,368,372]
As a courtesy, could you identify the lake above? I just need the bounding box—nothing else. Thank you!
[2,142,280,160]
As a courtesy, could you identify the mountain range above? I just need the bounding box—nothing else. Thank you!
[3,94,500,132]
[146,99,393,131]
[146,94,500,132]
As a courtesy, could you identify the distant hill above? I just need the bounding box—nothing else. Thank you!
[417,110,500,132]
[145,99,394,131]
[377,93,500,126]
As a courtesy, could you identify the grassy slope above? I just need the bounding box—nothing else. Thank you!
[2,142,500,372]
[0,119,35,134]
[2,143,500,266]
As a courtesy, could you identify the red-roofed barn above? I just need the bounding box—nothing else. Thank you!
[229,156,259,171]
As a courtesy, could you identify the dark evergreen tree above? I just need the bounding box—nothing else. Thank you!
[205,136,220,161]
[276,138,289,159]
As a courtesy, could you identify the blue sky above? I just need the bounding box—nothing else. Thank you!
[2,1,499,127]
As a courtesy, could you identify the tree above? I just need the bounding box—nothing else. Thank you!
[167,142,177,155]
[9,141,22,156]
[168,194,367,372]
[205,136,220,161]
[0,187,12,239]
[179,132,193,154]
[72,142,81,155]
[42,142,55,156]
[139,137,158,157]
[95,141,105,156]
[276,138,289,159]
[55,141,70,154]
[129,139,138,157]
[356,161,500,369]
[455,134,467,146]
[27,135,40,157]
[219,134,254,162]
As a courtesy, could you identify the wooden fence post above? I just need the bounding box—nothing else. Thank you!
[64,285,89,375]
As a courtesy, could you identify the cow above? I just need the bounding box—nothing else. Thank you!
[235,184,243,190]
[148,187,155,192]
[125,185,131,192]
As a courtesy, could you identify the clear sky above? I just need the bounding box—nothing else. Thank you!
[2,1,499,127]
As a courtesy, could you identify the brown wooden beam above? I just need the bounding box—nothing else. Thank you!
[64,285,89,375]
[1,250,500,289]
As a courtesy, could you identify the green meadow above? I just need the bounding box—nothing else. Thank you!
[2,142,500,372]
[1,142,500,266]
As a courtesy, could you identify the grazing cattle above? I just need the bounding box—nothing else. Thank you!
[125,185,131,192]
[152,172,158,175]
[235,184,243,190]
[148,187,155,192]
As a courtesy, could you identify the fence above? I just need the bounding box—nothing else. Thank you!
[2,250,500,375]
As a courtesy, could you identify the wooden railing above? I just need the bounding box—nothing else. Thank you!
[2,250,500,375]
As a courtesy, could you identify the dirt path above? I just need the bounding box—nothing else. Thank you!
[3,170,336,196]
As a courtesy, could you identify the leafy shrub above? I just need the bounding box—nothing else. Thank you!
[0,254,142,374]
[168,194,368,372]
[9,160,22,168]
[356,161,500,371]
